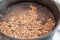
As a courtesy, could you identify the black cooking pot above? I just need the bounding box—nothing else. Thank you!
[0,0,60,40]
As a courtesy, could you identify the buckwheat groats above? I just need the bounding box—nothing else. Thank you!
[0,3,55,39]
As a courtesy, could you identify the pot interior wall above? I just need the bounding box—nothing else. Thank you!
[8,0,60,29]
